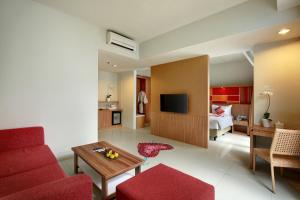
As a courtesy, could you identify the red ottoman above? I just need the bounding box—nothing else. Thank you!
[116,164,214,200]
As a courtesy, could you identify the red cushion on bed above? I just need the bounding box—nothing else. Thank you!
[116,164,215,200]
[215,106,225,116]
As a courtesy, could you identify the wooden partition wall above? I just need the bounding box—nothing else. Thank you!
[151,56,209,148]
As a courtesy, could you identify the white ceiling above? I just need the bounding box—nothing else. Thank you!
[170,18,300,58]
[35,0,248,42]
[99,19,300,72]
[99,50,140,72]
[277,0,300,11]
[35,0,300,72]
[210,53,246,65]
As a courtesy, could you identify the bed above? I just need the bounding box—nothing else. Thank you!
[209,104,251,140]
[209,104,233,140]
[209,113,233,140]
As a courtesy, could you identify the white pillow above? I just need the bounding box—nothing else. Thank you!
[211,104,219,114]
[221,105,232,116]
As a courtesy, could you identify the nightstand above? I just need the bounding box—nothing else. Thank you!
[233,120,249,135]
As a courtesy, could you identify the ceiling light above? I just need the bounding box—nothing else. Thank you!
[278,28,290,35]
[112,64,118,67]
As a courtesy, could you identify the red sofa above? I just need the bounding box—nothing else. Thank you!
[0,127,92,200]
[116,164,215,200]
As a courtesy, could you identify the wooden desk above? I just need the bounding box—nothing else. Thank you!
[250,125,275,169]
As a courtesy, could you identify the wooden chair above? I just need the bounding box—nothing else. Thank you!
[253,128,300,193]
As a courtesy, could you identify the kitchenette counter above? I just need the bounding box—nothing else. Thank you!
[98,108,122,130]
[98,108,122,111]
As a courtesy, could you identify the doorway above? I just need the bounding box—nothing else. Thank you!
[136,72,151,129]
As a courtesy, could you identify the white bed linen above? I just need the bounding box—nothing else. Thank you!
[209,114,233,130]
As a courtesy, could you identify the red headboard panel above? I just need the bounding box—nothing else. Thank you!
[210,86,253,104]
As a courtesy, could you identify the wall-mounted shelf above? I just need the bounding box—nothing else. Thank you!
[210,86,253,104]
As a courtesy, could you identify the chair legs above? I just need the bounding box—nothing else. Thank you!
[252,154,256,171]
[270,164,276,193]
[280,167,284,176]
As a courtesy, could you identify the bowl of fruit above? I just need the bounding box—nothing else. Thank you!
[104,148,119,159]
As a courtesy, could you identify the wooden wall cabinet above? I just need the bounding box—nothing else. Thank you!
[98,109,112,130]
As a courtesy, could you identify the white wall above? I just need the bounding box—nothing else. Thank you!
[118,71,136,129]
[253,38,300,129]
[98,70,119,101]
[210,60,253,86]
[0,0,99,157]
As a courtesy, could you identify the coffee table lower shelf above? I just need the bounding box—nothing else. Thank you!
[72,141,144,200]
[78,162,135,199]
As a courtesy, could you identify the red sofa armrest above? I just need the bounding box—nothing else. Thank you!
[0,127,44,152]
[1,174,93,200]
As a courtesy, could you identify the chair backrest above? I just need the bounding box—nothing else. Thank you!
[270,128,300,156]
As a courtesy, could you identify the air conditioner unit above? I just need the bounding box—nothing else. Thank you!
[107,31,137,53]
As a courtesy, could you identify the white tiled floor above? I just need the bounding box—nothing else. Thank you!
[59,127,300,200]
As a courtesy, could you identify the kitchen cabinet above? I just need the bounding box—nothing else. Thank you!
[98,109,112,130]
[98,109,122,130]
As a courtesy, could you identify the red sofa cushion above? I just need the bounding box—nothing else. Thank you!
[1,174,93,200]
[0,163,66,197]
[0,145,57,178]
[0,127,44,152]
[0,126,93,200]
[116,164,215,200]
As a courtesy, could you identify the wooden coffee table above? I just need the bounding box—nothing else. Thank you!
[72,141,144,200]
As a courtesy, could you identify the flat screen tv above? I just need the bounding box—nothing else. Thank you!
[160,94,188,113]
